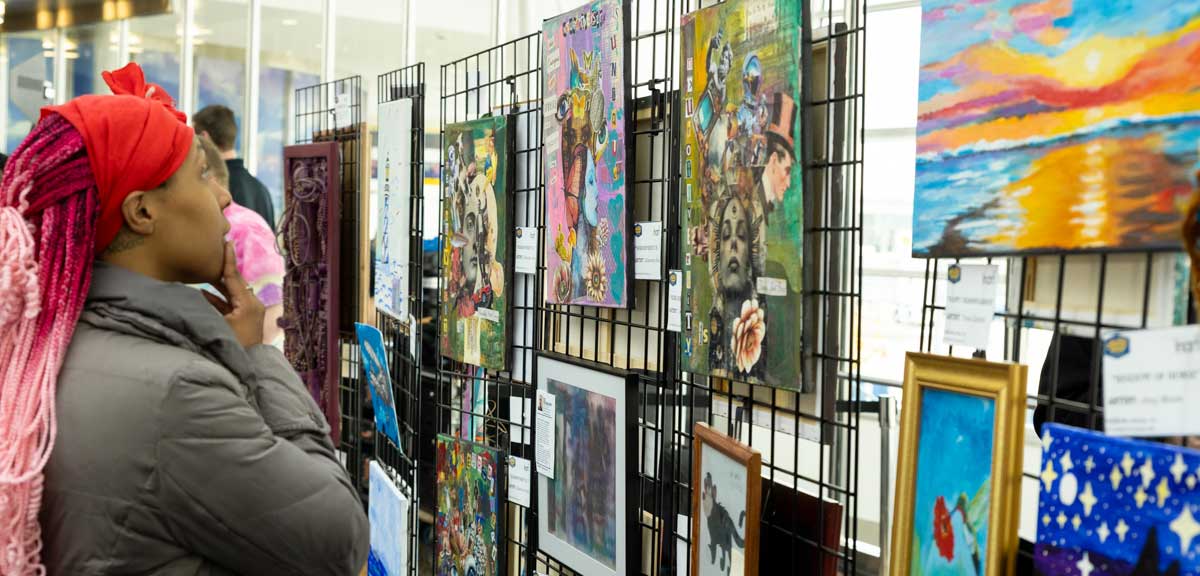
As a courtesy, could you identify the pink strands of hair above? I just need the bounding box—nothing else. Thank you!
[0,114,98,575]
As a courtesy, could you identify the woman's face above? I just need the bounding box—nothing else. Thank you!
[153,138,232,283]
[719,198,750,294]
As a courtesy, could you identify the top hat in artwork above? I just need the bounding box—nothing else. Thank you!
[765,92,797,156]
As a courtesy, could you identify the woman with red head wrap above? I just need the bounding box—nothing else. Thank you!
[0,64,366,574]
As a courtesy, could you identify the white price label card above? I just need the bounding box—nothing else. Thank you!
[667,270,682,333]
[634,221,663,280]
[507,455,532,508]
[333,92,352,129]
[535,391,556,478]
[942,264,998,350]
[515,227,538,275]
[1103,326,1200,436]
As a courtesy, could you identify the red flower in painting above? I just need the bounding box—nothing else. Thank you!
[933,495,954,561]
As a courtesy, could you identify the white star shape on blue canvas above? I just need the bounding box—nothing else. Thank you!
[1110,465,1123,491]
[1116,519,1130,542]
[1097,522,1110,543]
[1076,552,1094,576]
[1085,455,1096,474]
[1042,460,1059,491]
[1079,482,1098,517]
[1172,453,1188,484]
[1122,452,1135,477]
[1043,430,1053,452]
[1172,507,1200,552]
[1061,452,1074,474]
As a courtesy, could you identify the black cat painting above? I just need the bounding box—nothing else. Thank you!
[702,471,746,575]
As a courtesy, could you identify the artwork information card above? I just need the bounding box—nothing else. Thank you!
[634,221,662,280]
[1103,326,1200,437]
[508,455,532,508]
[941,264,998,351]
[515,227,539,275]
[535,391,556,478]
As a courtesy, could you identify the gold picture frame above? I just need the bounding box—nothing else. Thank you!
[889,353,1027,576]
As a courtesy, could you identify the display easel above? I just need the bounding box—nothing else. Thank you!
[372,63,427,576]
[293,75,370,494]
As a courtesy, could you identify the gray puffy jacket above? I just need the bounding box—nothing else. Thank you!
[40,262,368,575]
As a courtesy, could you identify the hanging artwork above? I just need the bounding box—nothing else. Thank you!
[536,354,637,576]
[281,142,341,441]
[680,0,805,387]
[542,0,630,308]
[691,423,762,576]
[375,98,415,321]
[369,460,410,576]
[890,353,1027,576]
[356,323,401,446]
[435,434,505,576]
[1035,424,1200,575]
[441,116,510,371]
[914,0,1200,257]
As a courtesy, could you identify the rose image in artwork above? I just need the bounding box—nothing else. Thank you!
[554,263,574,303]
[933,495,954,561]
[595,219,612,247]
[691,224,710,263]
[584,251,609,302]
[730,298,765,374]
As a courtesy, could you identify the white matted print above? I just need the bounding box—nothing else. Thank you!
[368,460,410,576]
[536,354,634,576]
[374,98,414,321]
[697,443,747,576]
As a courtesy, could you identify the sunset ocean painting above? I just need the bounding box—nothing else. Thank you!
[914,0,1200,257]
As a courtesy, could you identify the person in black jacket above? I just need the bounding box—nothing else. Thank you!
[193,105,276,231]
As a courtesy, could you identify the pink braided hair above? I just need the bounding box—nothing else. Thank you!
[0,114,99,575]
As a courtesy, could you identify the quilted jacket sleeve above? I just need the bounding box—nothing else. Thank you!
[154,345,368,575]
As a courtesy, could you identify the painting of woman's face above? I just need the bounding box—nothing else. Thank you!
[719,197,751,296]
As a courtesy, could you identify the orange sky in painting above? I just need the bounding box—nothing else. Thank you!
[918,13,1200,156]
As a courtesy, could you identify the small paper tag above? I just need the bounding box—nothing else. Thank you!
[535,391,556,478]
[942,264,998,350]
[634,221,663,281]
[514,227,538,275]
[667,270,682,333]
[475,307,500,323]
[1103,325,1200,437]
[507,455,532,508]
[756,276,787,296]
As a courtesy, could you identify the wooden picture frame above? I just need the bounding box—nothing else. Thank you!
[890,353,1027,576]
[536,352,638,576]
[691,422,762,576]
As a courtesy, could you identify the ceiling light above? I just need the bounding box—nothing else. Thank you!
[282,18,298,26]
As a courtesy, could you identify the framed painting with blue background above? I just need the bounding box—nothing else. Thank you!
[356,323,401,446]
[1036,423,1200,575]
[890,353,1027,576]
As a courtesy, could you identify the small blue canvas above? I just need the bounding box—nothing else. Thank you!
[369,460,410,576]
[356,323,401,446]
[1036,424,1200,575]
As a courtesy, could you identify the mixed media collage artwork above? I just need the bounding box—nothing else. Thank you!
[1036,424,1200,576]
[680,0,805,387]
[368,461,410,576]
[435,434,503,576]
[441,116,510,371]
[375,98,415,320]
[911,387,995,576]
[914,0,1200,257]
[356,323,401,446]
[542,0,629,308]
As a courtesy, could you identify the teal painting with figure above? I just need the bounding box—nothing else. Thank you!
[912,387,995,576]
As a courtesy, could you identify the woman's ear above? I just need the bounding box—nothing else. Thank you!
[119,190,157,236]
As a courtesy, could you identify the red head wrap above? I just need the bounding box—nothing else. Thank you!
[41,62,194,254]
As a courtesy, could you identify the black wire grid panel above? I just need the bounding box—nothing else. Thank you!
[918,250,1188,569]
[374,63,427,576]
[293,76,369,492]
[433,1,865,575]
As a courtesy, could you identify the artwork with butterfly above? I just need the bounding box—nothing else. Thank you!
[679,0,805,388]
[440,116,510,371]
[543,0,630,308]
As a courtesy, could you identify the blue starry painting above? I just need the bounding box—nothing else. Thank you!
[1036,424,1200,575]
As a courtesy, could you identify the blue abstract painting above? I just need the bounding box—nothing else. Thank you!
[369,460,410,576]
[912,387,996,576]
[356,323,401,446]
[1036,424,1200,575]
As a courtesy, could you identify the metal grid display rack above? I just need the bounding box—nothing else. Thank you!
[372,63,427,576]
[293,76,370,493]
[918,247,1188,571]
[432,0,867,574]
